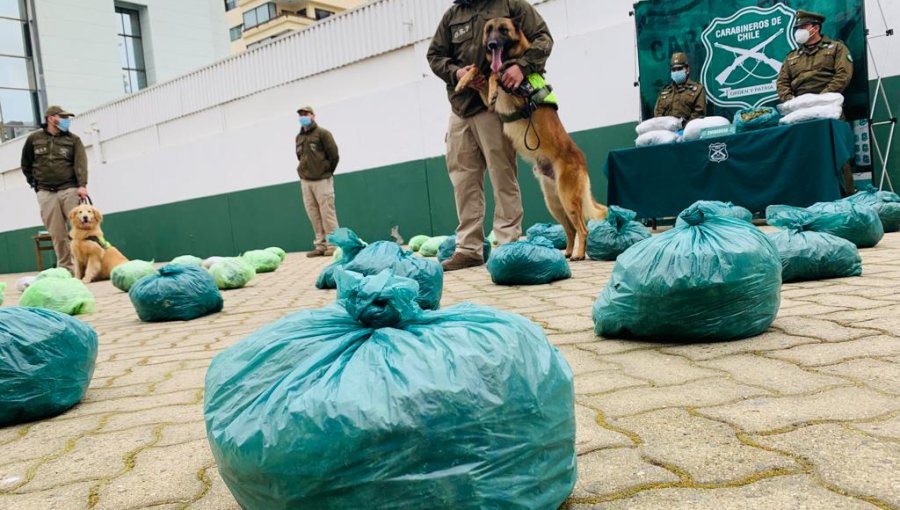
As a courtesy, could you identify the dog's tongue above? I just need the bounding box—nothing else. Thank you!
[491,48,503,74]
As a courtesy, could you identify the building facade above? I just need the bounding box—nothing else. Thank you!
[0,0,229,141]
[225,0,365,53]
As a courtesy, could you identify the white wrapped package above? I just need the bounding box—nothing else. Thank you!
[777,93,844,115]
[16,276,37,292]
[635,130,680,147]
[683,116,730,141]
[636,116,682,135]
[779,104,843,125]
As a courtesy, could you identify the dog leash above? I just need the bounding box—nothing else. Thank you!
[79,195,93,205]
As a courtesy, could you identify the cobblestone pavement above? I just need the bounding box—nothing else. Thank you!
[1,231,899,509]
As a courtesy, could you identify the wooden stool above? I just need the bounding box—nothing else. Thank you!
[33,232,54,271]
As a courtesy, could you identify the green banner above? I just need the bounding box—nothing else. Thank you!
[635,0,869,121]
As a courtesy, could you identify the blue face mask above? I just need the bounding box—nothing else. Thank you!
[671,70,687,84]
[299,117,312,128]
[57,117,71,132]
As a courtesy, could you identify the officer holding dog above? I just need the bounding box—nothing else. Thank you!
[427,0,552,271]
[776,10,854,101]
[654,52,707,122]
[21,105,89,275]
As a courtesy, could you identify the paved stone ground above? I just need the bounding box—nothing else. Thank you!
[1,231,899,510]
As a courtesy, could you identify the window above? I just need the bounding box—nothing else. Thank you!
[0,0,39,141]
[224,0,238,12]
[229,24,243,41]
[315,8,334,20]
[242,3,277,30]
[115,6,147,94]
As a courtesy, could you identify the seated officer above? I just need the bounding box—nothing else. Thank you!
[776,10,854,101]
[654,52,706,122]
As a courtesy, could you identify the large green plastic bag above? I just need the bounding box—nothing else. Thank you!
[204,270,576,510]
[437,235,492,262]
[316,228,367,289]
[208,258,256,290]
[734,106,780,132]
[111,260,157,292]
[36,267,73,280]
[19,272,96,316]
[593,203,782,341]
[487,237,571,286]
[586,206,651,261]
[767,207,861,282]
[845,185,900,232]
[408,234,430,252]
[129,265,223,322]
[0,282,5,305]
[170,255,203,267]
[804,201,884,248]
[343,241,443,310]
[526,222,567,249]
[242,250,281,273]
[265,246,286,261]
[675,200,752,225]
[418,236,448,257]
[0,307,98,426]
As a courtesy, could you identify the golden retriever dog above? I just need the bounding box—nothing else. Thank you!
[68,204,129,282]
[455,17,608,260]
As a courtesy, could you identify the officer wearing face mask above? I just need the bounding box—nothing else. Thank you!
[654,53,707,122]
[295,105,341,257]
[20,105,89,275]
[776,10,854,102]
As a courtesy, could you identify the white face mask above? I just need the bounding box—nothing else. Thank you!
[794,28,811,45]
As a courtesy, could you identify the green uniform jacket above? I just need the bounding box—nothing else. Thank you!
[654,79,707,121]
[21,128,88,191]
[426,0,553,119]
[295,122,339,181]
[776,36,854,101]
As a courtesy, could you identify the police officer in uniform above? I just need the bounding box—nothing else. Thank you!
[776,10,854,101]
[654,52,707,122]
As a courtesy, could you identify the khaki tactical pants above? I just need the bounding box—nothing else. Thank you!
[446,111,523,258]
[36,188,81,274]
[300,176,339,251]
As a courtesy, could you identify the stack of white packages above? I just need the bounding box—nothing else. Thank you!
[778,93,844,125]
[635,116,682,147]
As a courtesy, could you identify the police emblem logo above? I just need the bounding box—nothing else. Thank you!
[701,3,799,109]
[709,142,729,163]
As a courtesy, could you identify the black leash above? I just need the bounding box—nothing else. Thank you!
[79,195,93,205]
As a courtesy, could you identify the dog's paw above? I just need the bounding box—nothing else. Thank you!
[569,254,586,262]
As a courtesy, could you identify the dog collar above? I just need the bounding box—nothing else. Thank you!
[86,235,111,249]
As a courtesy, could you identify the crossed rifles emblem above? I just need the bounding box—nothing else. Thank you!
[714,28,785,93]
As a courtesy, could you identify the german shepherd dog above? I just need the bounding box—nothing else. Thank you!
[455,17,607,260]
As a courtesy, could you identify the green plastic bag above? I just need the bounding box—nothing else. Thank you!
[437,235,492,262]
[408,235,430,252]
[803,201,884,248]
[845,185,900,233]
[418,236,448,257]
[242,250,281,273]
[0,282,5,306]
[594,202,781,341]
[19,274,96,315]
[129,265,223,322]
[170,255,203,267]
[0,307,98,426]
[526,223,567,250]
[675,200,752,225]
[733,106,780,132]
[204,270,576,510]
[767,207,861,282]
[265,246,286,261]
[487,231,498,246]
[487,237,571,286]
[36,267,73,280]
[343,242,443,310]
[317,228,368,289]
[208,258,256,290]
[111,260,157,292]
[586,206,651,261]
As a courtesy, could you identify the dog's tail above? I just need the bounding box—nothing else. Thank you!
[583,189,609,222]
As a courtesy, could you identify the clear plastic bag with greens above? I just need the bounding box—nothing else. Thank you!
[408,235,430,252]
[526,223,567,250]
[129,265,223,322]
[170,255,204,267]
[316,228,368,289]
[586,206,651,261]
[343,241,443,310]
[844,185,900,233]
[0,282,5,305]
[733,106,780,132]
[111,260,157,292]
[0,307,98,426]
[242,250,281,273]
[487,237,571,286]
[265,246,286,261]
[766,206,862,282]
[437,235,492,262]
[593,202,781,341]
[208,258,256,290]
[19,271,96,316]
[204,270,576,510]
[418,236,448,257]
[803,201,884,248]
